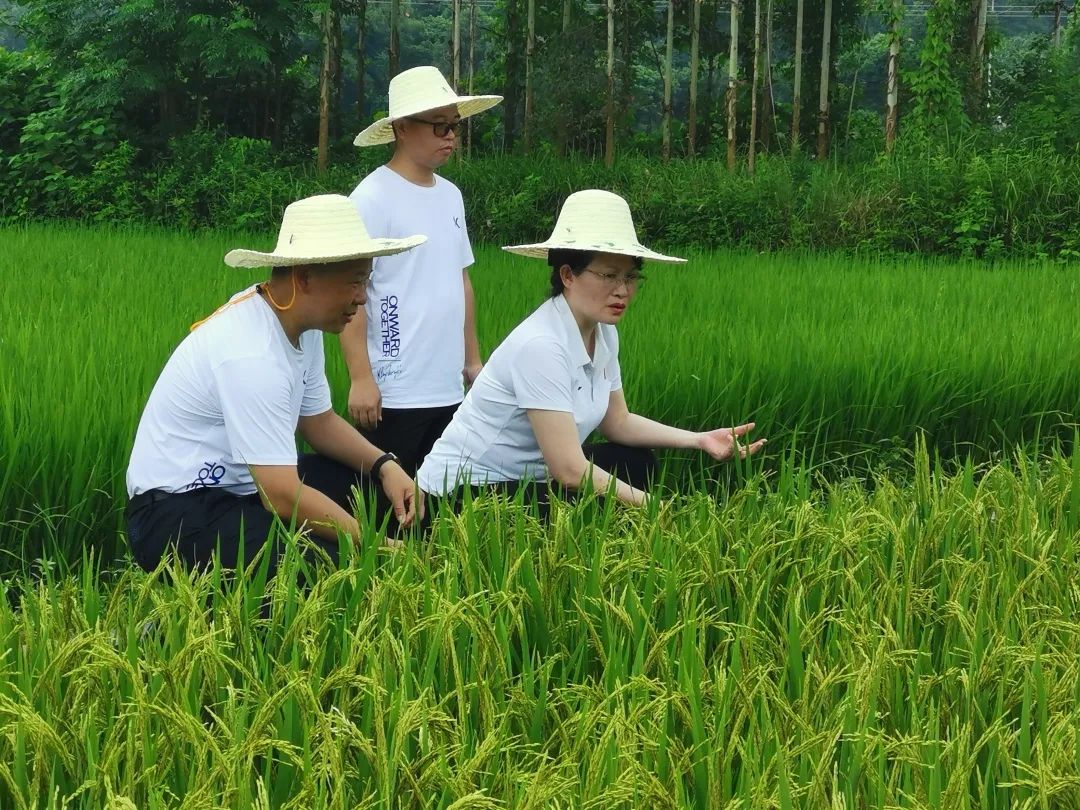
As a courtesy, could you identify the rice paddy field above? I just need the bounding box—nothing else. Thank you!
[2,222,1080,808]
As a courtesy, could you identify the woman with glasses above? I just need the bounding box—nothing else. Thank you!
[417,190,766,514]
[343,66,502,477]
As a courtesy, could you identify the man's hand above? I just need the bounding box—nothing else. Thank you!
[696,422,767,462]
[378,460,424,529]
[464,363,484,387]
[348,377,382,430]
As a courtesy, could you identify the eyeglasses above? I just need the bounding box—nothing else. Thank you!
[583,268,646,289]
[407,117,463,138]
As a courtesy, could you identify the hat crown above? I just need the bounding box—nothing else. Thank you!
[550,190,642,249]
[388,66,458,118]
[273,195,370,256]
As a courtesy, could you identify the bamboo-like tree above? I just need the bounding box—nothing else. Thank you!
[791,0,803,153]
[605,0,616,166]
[662,0,675,162]
[688,0,702,158]
[884,0,902,151]
[389,0,400,78]
[748,0,761,173]
[816,0,833,159]
[524,0,536,152]
[726,0,739,170]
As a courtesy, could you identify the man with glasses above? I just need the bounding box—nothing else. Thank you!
[343,66,502,476]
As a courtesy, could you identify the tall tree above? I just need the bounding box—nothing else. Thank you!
[452,0,462,90]
[605,0,616,166]
[317,0,340,174]
[389,0,400,79]
[884,0,902,151]
[688,0,702,158]
[503,0,523,151]
[467,0,477,156]
[791,0,803,153]
[968,0,988,117]
[662,0,675,162]
[749,0,761,172]
[355,0,368,127]
[726,0,740,169]
[524,0,536,152]
[816,0,833,159]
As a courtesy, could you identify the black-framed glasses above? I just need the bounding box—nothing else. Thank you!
[407,117,463,137]
[583,268,646,289]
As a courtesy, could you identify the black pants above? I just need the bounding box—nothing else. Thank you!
[435,442,657,522]
[358,404,458,477]
[125,454,389,576]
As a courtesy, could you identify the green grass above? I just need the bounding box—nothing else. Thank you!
[2,223,1080,806]
[2,222,1078,565]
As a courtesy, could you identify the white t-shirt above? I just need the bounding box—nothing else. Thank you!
[417,295,622,494]
[349,166,475,408]
[126,286,333,498]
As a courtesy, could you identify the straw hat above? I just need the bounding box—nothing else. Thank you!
[224,194,426,268]
[502,190,685,264]
[353,66,502,147]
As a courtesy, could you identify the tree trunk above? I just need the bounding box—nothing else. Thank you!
[762,0,775,151]
[884,0,901,151]
[688,0,702,159]
[620,0,633,125]
[467,0,476,156]
[748,0,760,173]
[356,0,368,126]
[453,0,461,89]
[816,0,833,160]
[524,0,535,152]
[555,0,573,156]
[330,5,342,141]
[317,2,335,175]
[1052,0,1064,47]
[503,0,522,151]
[389,0,401,79]
[605,0,616,166]
[662,0,674,162]
[968,0,988,117]
[791,0,803,154]
[726,0,739,170]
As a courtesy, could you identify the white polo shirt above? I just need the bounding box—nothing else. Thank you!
[349,166,475,408]
[417,294,622,494]
[126,287,333,498]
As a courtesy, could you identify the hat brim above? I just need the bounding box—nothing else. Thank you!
[224,235,427,268]
[354,95,504,147]
[501,241,686,264]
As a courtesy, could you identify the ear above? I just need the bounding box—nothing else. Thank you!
[559,264,575,289]
[294,266,313,290]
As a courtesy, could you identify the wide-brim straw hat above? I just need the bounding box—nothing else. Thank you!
[354,65,502,147]
[502,189,686,264]
[224,194,426,268]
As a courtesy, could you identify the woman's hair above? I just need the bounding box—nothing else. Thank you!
[547,249,643,298]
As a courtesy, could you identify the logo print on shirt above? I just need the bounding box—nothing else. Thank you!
[453,216,461,229]
[186,460,226,491]
[380,295,401,358]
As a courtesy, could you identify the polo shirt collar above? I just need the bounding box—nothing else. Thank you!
[551,294,612,372]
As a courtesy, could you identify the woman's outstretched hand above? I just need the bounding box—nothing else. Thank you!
[696,422,767,462]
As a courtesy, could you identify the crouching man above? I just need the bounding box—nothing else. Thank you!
[125,194,426,575]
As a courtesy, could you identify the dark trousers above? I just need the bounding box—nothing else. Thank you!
[125,454,388,576]
[436,442,658,522]
[358,404,458,477]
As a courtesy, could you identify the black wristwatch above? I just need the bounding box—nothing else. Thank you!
[370,452,400,480]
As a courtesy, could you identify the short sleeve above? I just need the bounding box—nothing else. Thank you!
[349,180,388,237]
[214,357,299,466]
[509,338,574,412]
[301,336,333,417]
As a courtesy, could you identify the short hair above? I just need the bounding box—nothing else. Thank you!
[546,249,643,298]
